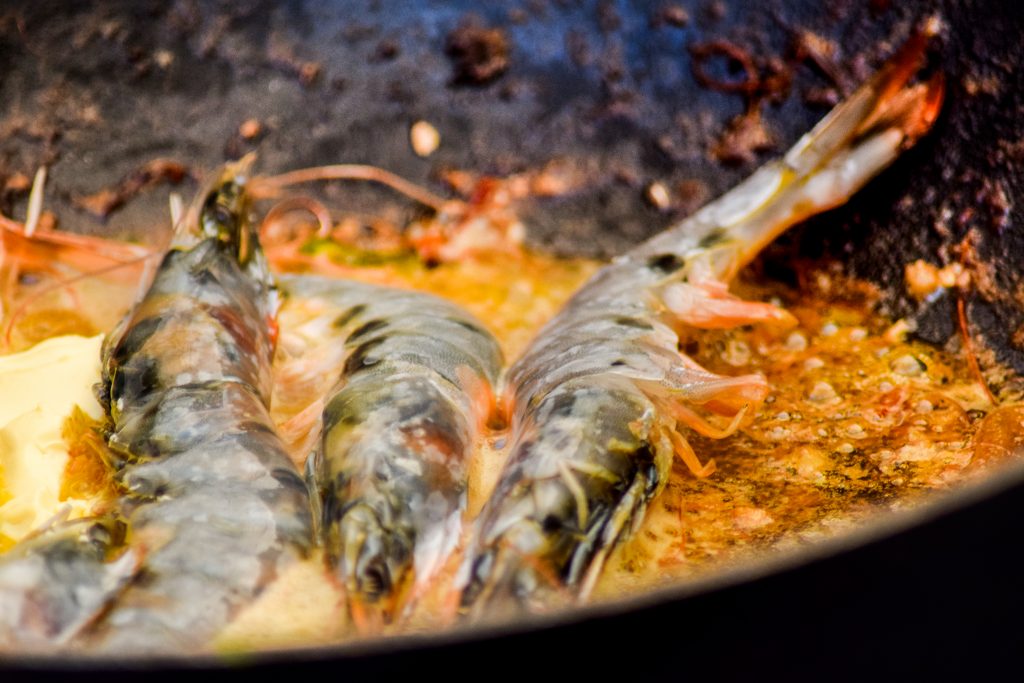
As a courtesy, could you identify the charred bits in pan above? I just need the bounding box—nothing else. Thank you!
[445,18,511,86]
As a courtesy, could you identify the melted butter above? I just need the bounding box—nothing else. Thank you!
[0,334,104,547]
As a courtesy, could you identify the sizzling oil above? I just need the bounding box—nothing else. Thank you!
[594,270,1003,600]
[271,243,600,361]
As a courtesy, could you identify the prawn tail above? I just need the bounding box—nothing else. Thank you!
[784,18,945,174]
[636,18,944,279]
[725,19,945,270]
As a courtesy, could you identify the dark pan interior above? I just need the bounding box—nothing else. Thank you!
[1,0,1022,677]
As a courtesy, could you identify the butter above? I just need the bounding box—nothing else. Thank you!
[0,334,104,544]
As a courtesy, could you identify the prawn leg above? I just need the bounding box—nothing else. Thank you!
[658,278,797,329]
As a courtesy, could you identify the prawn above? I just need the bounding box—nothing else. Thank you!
[0,516,137,650]
[457,27,944,616]
[81,161,314,652]
[275,275,502,629]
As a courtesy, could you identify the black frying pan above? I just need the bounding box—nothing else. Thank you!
[1,0,1022,678]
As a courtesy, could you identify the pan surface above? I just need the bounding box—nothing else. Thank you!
[1,0,1022,677]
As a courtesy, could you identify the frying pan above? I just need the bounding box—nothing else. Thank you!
[1,0,1022,678]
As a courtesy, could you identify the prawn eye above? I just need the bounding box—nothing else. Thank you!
[360,565,390,600]
[211,206,234,233]
[201,202,238,242]
[542,514,562,533]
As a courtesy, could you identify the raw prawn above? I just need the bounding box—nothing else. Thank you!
[82,161,314,652]
[457,28,944,616]
[276,275,502,628]
[0,516,137,649]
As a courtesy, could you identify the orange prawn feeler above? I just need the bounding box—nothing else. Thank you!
[1,215,160,349]
[252,164,529,264]
[957,296,997,405]
[0,215,152,266]
[252,165,469,269]
[249,164,453,213]
[257,196,336,276]
[261,196,335,239]
[1,166,153,266]
[2,251,160,348]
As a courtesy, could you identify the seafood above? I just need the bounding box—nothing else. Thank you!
[0,517,136,649]
[82,162,314,652]
[457,30,945,616]
[276,275,502,627]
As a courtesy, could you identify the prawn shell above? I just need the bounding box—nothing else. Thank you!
[279,275,502,623]
[0,518,137,650]
[85,173,314,653]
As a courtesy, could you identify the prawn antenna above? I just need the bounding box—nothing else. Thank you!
[3,250,160,348]
[250,164,452,213]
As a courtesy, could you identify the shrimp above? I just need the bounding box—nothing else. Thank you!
[457,27,945,616]
[276,275,502,629]
[81,161,314,652]
[0,517,137,649]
